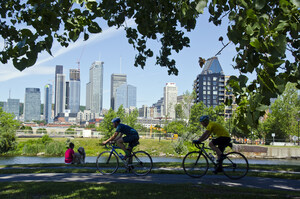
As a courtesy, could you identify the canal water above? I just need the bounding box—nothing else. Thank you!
[0,156,299,165]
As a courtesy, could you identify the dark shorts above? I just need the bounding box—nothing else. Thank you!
[212,137,231,152]
[123,134,139,148]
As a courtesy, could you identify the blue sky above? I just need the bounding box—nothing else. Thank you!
[0,11,254,109]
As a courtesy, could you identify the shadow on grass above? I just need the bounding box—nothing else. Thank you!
[0,182,298,199]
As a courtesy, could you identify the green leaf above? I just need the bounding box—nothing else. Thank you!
[196,0,208,13]
[254,0,266,10]
[246,25,254,35]
[250,37,260,49]
[256,104,269,111]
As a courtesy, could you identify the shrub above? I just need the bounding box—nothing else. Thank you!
[45,142,65,156]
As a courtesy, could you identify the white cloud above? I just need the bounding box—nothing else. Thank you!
[0,19,136,82]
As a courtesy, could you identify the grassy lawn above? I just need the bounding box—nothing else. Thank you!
[0,182,298,199]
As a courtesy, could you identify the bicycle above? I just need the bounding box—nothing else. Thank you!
[96,141,153,176]
[182,140,249,179]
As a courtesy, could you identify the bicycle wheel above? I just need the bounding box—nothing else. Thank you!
[182,151,209,178]
[130,151,153,176]
[96,151,119,175]
[222,152,249,179]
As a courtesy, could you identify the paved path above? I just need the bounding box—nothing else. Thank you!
[0,173,299,192]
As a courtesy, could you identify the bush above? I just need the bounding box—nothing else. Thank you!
[45,142,65,156]
[36,128,47,134]
[172,138,188,155]
[40,135,53,144]
[22,143,45,155]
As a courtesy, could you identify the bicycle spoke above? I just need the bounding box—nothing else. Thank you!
[222,152,249,179]
[183,151,208,178]
[96,151,119,175]
[131,151,153,176]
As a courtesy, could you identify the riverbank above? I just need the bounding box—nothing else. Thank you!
[4,138,300,160]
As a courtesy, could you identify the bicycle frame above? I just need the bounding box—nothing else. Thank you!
[105,143,129,165]
[194,143,218,167]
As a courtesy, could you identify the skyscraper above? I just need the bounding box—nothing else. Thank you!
[55,73,66,116]
[111,73,127,110]
[54,65,65,117]
[193,56,225,108]
[164,83,178,119]
[115,84,137,110]
[44,84,53,123]
[68,69,80,113]
[86,61,104,114]
[4,98,20,120]
[24,88,41,121]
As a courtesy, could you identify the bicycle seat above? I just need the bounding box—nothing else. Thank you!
[132,141,139,147]
[225,142,233,148]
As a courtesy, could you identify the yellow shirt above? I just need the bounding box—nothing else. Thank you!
[206,121,230,138]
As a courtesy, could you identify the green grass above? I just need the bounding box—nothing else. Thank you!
[0,182,298,199]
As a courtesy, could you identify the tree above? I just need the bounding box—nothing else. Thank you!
[97,108,117,139]
[262,83,300,144]
[1,0,299,129]
[124,109,139,129]
[0,108,20,154]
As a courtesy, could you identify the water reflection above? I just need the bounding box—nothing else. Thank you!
[0,156,299,165]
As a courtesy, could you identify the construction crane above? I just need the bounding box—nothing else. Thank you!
[76,46,85,71]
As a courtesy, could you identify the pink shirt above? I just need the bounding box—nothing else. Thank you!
[65,148,74,163]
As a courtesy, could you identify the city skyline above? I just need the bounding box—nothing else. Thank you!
[0,11,256,109]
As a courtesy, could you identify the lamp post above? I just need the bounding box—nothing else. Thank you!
[298,118,300,146]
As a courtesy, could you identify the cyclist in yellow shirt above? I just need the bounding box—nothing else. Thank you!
[195,115,231,172]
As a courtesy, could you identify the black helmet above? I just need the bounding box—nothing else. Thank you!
[111,117,121,123]
[199,115,209,122]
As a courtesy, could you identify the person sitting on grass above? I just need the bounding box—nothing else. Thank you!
[102,117,139,160]
[65,142,75,164]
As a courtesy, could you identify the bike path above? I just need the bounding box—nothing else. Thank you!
[0,173,299,192]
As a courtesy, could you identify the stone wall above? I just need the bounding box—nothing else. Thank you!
[233,144,300,159]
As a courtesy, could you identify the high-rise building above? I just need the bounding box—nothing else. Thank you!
[163,83,178,119]
[4,98,20,120]
[111,73,127,110]
[54,65,65,117]
[44,84,53,123]
[115,84,137,110]
[68,69,80,113]
[55,73,66,117]
[86,61,104,114]
[193,57,225,107]
[24,88,41,121]
[152,97,164,117]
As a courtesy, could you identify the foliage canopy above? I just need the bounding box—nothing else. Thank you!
[0,0,299,129]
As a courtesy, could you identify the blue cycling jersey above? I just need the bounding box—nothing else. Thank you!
[115,123,138,136]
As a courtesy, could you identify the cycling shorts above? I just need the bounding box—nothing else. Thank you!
[212,137,231,152]
[123,134,139,147]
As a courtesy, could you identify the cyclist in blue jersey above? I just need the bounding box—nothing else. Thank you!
[102,117,139,159]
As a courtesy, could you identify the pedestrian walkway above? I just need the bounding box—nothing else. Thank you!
[0,173,299,192]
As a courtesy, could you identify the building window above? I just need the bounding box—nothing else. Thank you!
[203,81,206,85]
[203,76,206,81]
[207,86,210,90]
[203,91,206,95]
[207,96,211,99]
[213,91,217,95]
[207,91,211,95]
[213,95,217,99]
[207,82,211,85]
[213,77,218,81]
